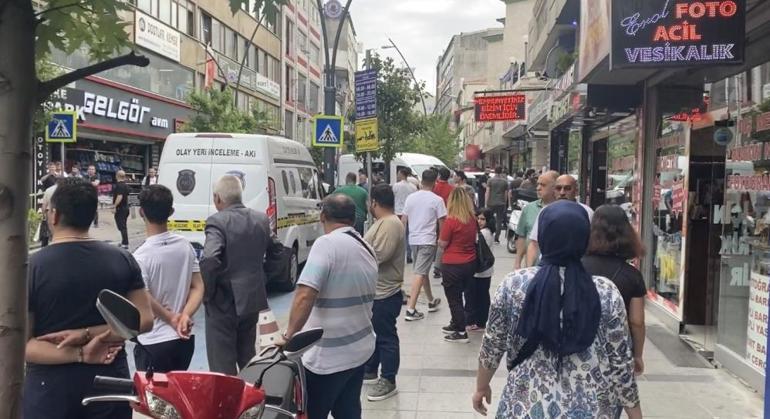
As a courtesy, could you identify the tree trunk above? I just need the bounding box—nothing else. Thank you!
[0,1,36,417]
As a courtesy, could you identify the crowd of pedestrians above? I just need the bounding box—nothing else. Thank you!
[24,162,647,419]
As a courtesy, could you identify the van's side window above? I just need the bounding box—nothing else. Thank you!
[281,170,290,195]
[288,171,297,195]
[298,167,318,200]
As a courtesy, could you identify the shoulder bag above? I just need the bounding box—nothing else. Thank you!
[475,226,495,274]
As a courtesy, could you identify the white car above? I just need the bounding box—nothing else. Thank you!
[158,133,324,291]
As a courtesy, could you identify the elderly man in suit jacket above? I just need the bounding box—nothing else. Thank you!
[200,175,272,375]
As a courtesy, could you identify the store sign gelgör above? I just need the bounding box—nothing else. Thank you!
[611,0,745,68]
[47,79,190,138]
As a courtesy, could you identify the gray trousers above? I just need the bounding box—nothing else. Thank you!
[205,303,258,375]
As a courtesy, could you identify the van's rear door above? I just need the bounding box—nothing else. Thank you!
[158,135,215,247]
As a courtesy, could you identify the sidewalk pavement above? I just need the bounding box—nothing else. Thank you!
[31,207,147,252]
[364,245,764,418]
[126,236,763,418]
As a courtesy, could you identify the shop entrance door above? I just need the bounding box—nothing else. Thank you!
[681,128,726,356]
[588,138,607,208]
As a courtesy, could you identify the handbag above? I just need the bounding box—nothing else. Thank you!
[475,227,495,274]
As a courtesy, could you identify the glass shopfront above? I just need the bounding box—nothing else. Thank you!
[717,109,770,374]
[650,126,688,313]
[605,116,641,224]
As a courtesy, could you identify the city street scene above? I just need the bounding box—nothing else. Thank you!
[3,0,770,418]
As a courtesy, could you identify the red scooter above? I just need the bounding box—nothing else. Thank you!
[82,290,322,419]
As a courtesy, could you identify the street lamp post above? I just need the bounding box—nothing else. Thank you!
[316,0,353,186]
[382,37,428,116]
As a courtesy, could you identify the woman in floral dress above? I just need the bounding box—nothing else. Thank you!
[473,201,641,418]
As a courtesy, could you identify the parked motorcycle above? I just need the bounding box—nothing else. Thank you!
[82,289,322,419]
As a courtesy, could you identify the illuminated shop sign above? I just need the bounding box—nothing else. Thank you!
[611,0,745,68]
[474,95,526,122]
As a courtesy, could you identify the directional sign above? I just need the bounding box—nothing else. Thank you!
[355,69,378,120]
[312,115,344,148]
[355,118,379,152]
[45,111,77,143]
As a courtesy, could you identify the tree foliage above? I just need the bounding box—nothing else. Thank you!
[183,88,274,133]
[34,0,132,61]
[406,114,461,167]
[357,54,423,163]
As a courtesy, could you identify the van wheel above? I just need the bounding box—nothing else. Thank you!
[277,247,299,292]
[507,231,517,254]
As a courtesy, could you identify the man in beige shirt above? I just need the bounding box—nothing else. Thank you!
[362,183,405,402]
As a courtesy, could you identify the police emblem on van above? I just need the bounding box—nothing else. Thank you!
[225,170,246,190]
[177,170,196,196]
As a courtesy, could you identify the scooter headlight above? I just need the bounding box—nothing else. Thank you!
[238,402,265,419]
[145,390,181,419]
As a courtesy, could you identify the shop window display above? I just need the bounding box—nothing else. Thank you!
[65,139,148,198]
[651,126,688,311]
[717,120,770,372]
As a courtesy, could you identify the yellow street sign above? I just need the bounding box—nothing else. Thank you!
[355,118,379,152]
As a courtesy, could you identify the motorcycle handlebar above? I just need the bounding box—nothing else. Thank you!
[92,376,135,395]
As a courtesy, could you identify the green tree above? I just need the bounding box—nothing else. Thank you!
[356,54,423,171]
[0,1,284,414]
[183,88,274,134]
[407,114,461,167]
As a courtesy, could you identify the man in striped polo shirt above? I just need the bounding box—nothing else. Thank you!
[283,194,378,419]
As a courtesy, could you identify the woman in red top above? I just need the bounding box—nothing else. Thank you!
[438,188,478,343]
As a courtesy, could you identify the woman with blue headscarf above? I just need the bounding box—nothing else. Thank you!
[473,200,641,418]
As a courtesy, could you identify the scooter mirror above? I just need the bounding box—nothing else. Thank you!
[96,289,141,340]
[284,328,323,360]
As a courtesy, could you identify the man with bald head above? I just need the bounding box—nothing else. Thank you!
[513,171,558,269]
[283,193,377,418]
[525,174,594,266]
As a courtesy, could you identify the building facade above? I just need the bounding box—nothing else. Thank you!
[527,0,770,395]
[281,0,324,146]
[436,0,536,172]
[324,10,360,136]
[45,0,284,198]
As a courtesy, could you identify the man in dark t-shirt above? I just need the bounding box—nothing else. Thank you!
[87,164,100,228]
[113,170,130,249]
[25,178,152,419]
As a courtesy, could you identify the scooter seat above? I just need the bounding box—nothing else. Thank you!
[239,360,299,414]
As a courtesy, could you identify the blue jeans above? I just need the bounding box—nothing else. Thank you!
[365,291,402,383]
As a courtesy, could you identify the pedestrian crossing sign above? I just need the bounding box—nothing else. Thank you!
[312,115,344,148]
[45,111,77,143]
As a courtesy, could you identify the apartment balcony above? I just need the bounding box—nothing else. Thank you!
[527,0,579,72]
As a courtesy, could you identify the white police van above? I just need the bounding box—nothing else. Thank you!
[157,133,324,291]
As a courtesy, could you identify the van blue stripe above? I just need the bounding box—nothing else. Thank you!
[315,294,375,308]
[317,326,374,348]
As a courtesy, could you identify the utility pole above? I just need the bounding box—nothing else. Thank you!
[383,37,427,116]
[316,0,353,186]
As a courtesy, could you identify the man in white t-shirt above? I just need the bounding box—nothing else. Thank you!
[393,168,417,263]
[134,185,204,372]
[401,169,446,321]
[526,174,594,266]
[283,194,378,419]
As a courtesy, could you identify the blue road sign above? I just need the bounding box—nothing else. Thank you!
[355,69,378,120]
[312,115,344,148]
[45,111,77,143]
